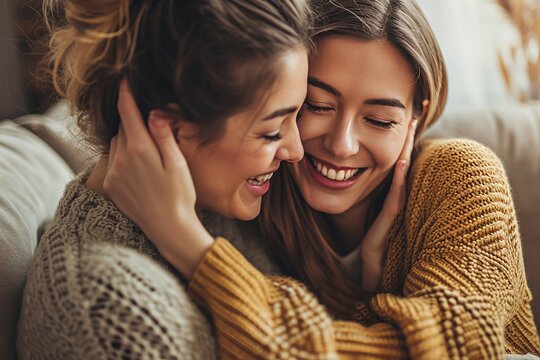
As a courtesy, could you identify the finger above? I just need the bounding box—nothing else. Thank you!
[107,135,119,174]
[397,119,418,164]
[390,161,407,193]
[117,122,127,154]
[117,79,152,145]
[149,112,188,169]
[390,160,408,194]
[383,160,408,215]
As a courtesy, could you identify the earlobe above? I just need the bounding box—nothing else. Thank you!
[421,99,430,118]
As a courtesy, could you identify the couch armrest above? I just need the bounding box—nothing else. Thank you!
[0,120,74,359]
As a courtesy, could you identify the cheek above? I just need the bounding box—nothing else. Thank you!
[297,114,329,141]
[364,133,405,168]
[234,145,278,180]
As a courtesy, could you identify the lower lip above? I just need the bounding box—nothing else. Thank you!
[245,179,271,196]
[305,157,365,190]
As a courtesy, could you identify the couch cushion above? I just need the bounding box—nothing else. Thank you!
[15,101,97,174]
[0,120,73,359]
[423,103,540,329]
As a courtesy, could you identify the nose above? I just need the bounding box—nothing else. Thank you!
[276,119,304,163]
[323,113,359,158]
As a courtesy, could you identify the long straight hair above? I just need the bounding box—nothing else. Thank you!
[260,0,448,317]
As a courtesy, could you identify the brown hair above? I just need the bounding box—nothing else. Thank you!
[260,0,448,316]
[44,0,312,153]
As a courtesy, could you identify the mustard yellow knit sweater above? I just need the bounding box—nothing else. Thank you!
[188,139,540,359]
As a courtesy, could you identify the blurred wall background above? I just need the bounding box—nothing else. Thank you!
[0,0,26,119]
[418,0,539,110]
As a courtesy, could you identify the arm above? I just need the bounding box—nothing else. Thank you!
[103,80,213,279]
[17,240,216,360]
[188,237,411,359]
[80,243,217,359]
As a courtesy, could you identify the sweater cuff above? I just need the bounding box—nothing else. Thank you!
[371,293,449,359]
[187,237,268,312]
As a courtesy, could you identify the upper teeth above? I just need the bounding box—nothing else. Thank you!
[311,157,360,181]
[248,172,274,185]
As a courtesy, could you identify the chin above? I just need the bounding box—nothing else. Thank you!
[311,202,351,215]
[303,192,353,215]
[231,202,261,221]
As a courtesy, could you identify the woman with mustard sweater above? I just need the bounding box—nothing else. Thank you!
[24,0,540,358]
[104,0,540,358]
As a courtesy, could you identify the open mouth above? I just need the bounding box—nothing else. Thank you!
[247,171,274,186]
[307,155,365,182]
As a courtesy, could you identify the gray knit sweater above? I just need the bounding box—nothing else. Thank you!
[17,169,280,359]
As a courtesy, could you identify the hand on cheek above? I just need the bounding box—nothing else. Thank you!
[360,119,417,294]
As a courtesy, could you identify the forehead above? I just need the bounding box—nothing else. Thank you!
[310,37,416,104]
[263,49,309,109]
[223,49,308,132]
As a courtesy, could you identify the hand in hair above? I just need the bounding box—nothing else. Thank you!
[360,119,417,296]
[103,80,214,279]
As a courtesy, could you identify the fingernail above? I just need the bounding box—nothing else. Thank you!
[412,119,418,129]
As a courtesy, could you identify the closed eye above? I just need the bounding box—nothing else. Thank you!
[304,101,334,113]
[262,133,282,142]
[365,118,396,130]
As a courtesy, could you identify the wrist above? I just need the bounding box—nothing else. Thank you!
[158,213,214,280]
[360,246,386,262]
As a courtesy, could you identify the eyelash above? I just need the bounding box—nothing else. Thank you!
[263,133,282,142]
[365,118,396,130]
[305,101,396,130]
[304,101,333,113]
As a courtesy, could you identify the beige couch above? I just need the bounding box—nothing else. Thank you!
[0,103,95,359]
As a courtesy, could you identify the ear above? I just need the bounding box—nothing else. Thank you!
[420,99,430,119]
[413,99,430,124]
[173,119,200,144]
[149,105,199,144]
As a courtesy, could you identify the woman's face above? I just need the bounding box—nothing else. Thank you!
[179,49,308,220]
[290,37,416,215]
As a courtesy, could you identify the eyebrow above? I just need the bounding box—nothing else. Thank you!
[308,76,341,97]
[263,106,299,121]
[364,98,406,109]
[308,76,406,109]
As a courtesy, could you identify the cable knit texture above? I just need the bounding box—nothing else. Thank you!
[17,169,278,359]
[187,139,540,359]
[17,139,540,359]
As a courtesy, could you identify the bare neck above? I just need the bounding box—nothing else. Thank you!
[85,157,109,197]
[326,200,371,256]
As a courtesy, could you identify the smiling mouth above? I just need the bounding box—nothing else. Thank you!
[307,155,365,182]
[247,171,274,186]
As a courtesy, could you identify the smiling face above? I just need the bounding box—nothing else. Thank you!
[289,37,416,215]
[179,49,308,220]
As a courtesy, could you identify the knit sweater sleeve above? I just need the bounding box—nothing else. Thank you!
[189,238,410,359]
[187,139,539,359]
[18,240,217,360]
